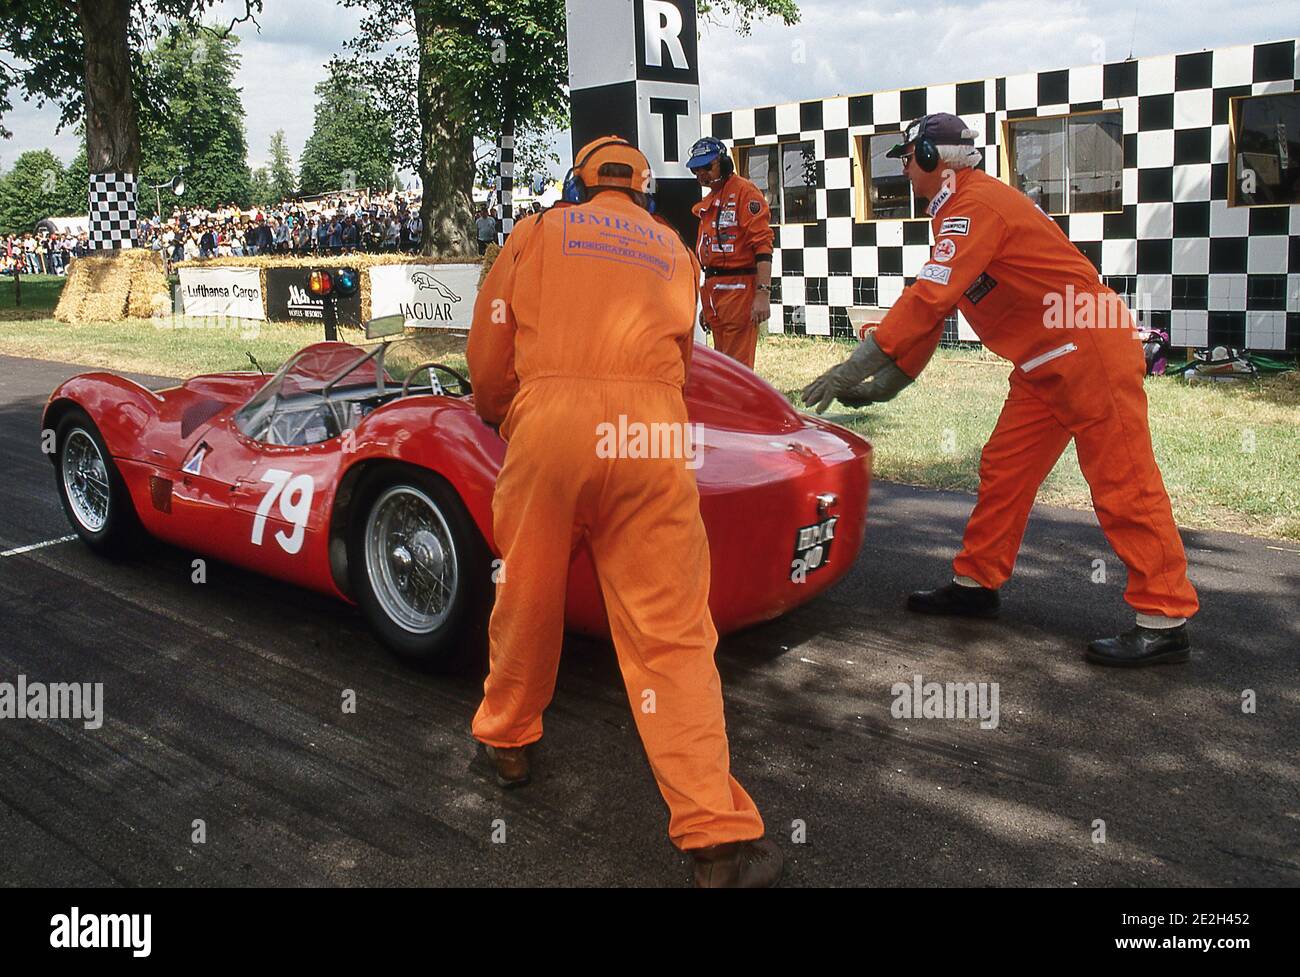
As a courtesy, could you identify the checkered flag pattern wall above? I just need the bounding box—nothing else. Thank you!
[703,38,1300,351]
[88,172,137,251]
[497,134,515,244]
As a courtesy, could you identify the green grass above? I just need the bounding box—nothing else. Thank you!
[0,313,469,380]
[0,293,1296,540]
[757,335,1300,541]
[0,274,65,315]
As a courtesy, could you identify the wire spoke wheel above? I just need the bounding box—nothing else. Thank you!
[364,484,459,634]
[61,428,111,533]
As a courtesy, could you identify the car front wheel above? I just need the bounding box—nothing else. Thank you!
[54,409,138,556]
[347,467,490,669]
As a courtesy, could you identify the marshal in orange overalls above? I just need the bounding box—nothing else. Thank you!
[872,167,1199,621]
[466,189,765,851]
[692,172,774,369]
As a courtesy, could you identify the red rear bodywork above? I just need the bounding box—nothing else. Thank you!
[44,342,871,637]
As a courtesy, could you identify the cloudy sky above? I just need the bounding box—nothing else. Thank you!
[1,0,1295,178]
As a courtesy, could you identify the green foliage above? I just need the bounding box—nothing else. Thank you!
[475,127,558,195]
[137,28,252,214]
[268,130,297,201]
[0,149,67,233]
[298,65,397,197]
[0,1,264,140]
[249,167,274,207]
[58,147,89,217]
[336,0,571,176]
[698,0,800,34]
[338,0,801,197]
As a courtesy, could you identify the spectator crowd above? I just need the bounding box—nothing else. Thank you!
[2,187,553,276]
[141,189,427,268]
[2,229,87,275]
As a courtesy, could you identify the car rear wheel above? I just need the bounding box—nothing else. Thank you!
[54,409,138,556]
[347,467,490,669]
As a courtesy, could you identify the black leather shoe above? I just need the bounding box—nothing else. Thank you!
[692,837,784,888]
[1086,625,1190,667]
[483,744,531,788]
[907,581,1000,619]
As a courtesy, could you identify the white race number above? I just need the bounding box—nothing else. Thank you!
[251,469,314,555]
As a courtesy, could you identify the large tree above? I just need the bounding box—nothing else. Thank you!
[0,1,260,225]
[297,66,397,197]
[338,0,799,257]
[0,149,66,233]
[138,28,253,214]
[267,128,297,201]
[249,166,274,207]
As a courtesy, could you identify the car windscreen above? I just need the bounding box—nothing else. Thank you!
[234,344,383,437]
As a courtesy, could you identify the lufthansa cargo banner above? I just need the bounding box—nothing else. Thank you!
[178,267,265,320]
[369,264,479,329]
[265,268,362,326]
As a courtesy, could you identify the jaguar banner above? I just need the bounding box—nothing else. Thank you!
[368,264,480,329]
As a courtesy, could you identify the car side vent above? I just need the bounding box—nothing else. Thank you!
[149,476,173,514]
[181,399,226,440]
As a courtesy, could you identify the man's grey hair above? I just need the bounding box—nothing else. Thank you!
[939,144,984,170]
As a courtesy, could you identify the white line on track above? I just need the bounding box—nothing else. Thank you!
[0,535,77,558]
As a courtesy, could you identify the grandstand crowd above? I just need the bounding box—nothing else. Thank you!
[2,187,549,275]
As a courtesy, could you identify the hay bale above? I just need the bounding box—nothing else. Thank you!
[125,251,171,318]
[173,251,483,271]
[479,243,501,286]
[55,249,170,324]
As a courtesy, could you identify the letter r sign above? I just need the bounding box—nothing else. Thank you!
[635,0,698,84]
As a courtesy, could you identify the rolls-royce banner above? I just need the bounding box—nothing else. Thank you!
[369,264,479,329]
[265,268,362,326]
[178,267,265,320]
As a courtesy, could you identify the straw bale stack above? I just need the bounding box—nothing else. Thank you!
[55,249,171,323]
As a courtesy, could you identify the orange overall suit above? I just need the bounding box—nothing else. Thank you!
[692,171,774,368]
[873,167,1199,621]
[466,187,765,851]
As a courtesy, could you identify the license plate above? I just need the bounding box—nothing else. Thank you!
[791,516,838,581]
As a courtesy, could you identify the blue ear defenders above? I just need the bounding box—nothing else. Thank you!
[562,138,657,212]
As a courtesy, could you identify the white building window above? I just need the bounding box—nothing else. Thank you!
[739,141,817,224]
[1006,110,1124,215]
[1230,92,1300,207]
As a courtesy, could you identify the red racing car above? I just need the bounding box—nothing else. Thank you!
[44,320,872,666]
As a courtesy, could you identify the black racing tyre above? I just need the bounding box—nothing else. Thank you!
[346,466,491,670]
[54,408,140,556]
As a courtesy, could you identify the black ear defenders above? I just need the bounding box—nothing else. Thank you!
[914,132,940,173]
[719,154,734,178]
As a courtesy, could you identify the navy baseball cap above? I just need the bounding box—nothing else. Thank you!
[886,113,978,158]
[686,136,726,170]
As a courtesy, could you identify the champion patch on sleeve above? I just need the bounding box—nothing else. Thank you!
[918,263,952,285]
[938,217,970,236]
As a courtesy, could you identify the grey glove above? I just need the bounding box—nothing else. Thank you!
[835,364,913,406]
[800,333,912,413]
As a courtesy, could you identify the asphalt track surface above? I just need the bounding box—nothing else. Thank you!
[0,353,1296,888]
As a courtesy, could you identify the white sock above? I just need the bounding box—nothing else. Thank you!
[952,575,984,589]
[1136,613,1186,629]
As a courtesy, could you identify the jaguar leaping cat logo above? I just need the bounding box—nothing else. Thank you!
[410,272,461,303]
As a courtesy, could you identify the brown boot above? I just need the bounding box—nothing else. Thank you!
[483,744,530,788]
[692,836,783,888]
